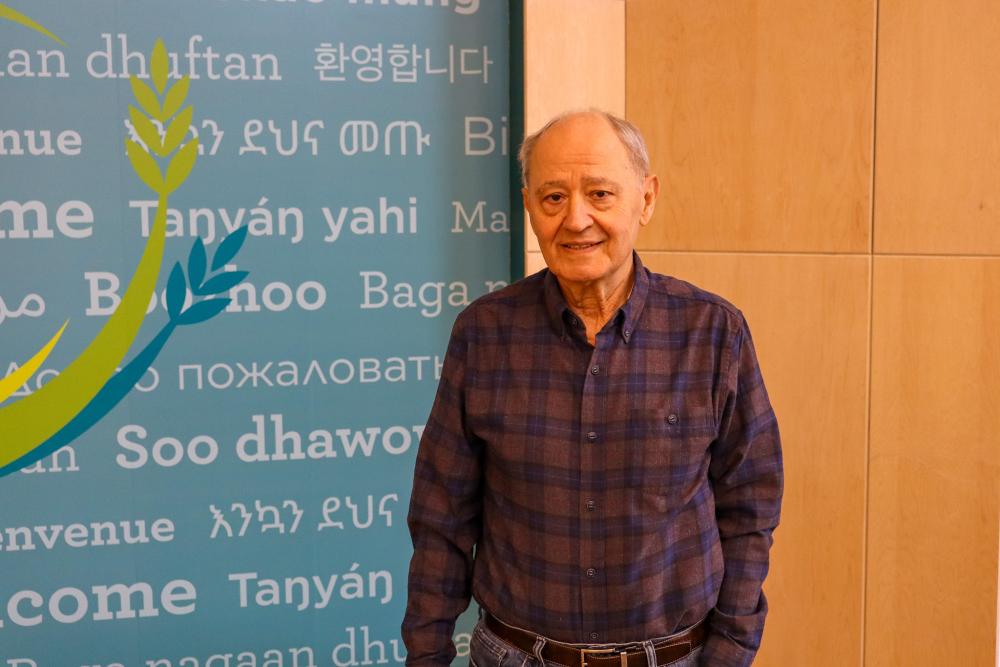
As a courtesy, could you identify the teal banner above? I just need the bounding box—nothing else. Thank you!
[0,1,509,664]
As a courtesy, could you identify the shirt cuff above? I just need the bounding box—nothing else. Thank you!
[698,630,756,667]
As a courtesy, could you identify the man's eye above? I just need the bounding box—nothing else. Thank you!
[592,190,611,199]
[544,193,565,203]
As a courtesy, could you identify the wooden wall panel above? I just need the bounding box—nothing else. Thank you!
[523,0,625,128]
[527,3,1000,665]
[525,250,546,276]
[641,252,869,667]
[867,257,1000,666]
[522,0,624,254]
[626,1,874,253]
[874,2,1000,255]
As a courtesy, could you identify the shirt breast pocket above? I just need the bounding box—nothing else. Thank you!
[628,405,717,504]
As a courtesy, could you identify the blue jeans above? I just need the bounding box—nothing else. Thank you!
[468,618,704,667]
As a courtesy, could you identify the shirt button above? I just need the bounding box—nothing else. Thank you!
[586,568,597,577]
[590,365,600,375]
[623,329,631,339]
[590,632,599,640]
[667,413,679,425]
[587,431,597,441]
[586,500,596,511]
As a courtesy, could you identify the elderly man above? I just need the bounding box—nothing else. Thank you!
[402,111,783,667]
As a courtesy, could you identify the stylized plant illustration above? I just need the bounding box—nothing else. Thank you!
[0,39,249,476]
[0,2,64,44]
[125,40,198,198]
[126,38,249,333]
[167,232,249,327]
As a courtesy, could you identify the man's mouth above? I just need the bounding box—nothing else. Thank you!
[561,242,601,250]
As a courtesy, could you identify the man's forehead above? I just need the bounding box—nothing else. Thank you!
[530,115,633,172]
[536,116,622,151]
[528,149,637,189]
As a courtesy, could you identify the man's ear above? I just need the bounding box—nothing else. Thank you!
[639,174,660,226]
[521,187,529,210]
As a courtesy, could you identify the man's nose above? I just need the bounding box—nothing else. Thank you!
[562,195,591,231]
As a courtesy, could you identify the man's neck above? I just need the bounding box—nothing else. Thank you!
[557,267,635,344]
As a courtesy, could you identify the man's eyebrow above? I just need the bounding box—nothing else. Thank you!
[581,176,621,189]
[533,176,622,195]
[534,180,567,195]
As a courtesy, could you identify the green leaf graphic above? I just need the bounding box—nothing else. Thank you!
[128,105,163,155]
[130,76,162,120]
[161,76,190,120]
[125,139,164,193]
[151,39,169,94]
[164,138,199,194]
[178,298,231,326]
[162,106,193,155]
[212,226,249,271]
[197,271,247,297]
[187,237,207,290]
[166,262,185,318]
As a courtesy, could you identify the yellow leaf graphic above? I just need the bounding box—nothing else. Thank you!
[164,138,199,194]
[0,321,67,404]
[162,106,193,155]
[161,76,190,120]
[0,3,63,45]
[129,105,163,155]
[125,139,164,193]
[130,76,161,120]
[150,38,168,94]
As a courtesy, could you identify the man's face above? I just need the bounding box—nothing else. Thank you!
[523,113,658,292]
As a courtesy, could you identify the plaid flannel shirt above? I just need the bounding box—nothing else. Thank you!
[403,253,783,667]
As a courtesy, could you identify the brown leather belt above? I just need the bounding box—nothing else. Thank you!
[484,613,707,667]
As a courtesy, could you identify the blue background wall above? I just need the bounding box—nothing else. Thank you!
[0,1,509,663]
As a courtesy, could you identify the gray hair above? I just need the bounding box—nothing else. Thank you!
[517,109,651,188]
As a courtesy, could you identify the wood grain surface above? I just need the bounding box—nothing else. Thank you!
[626,1,874,253]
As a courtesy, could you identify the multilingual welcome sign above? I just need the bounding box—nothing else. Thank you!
[0,1,509,664]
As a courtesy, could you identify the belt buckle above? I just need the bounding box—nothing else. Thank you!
[578,647,620,667]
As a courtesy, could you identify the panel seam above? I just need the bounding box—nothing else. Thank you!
[863,0,881,664]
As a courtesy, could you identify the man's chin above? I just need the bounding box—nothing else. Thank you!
[551,265,609,287]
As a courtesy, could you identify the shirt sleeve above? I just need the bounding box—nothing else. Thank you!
[700,314,784,667]
[402,312,483,667]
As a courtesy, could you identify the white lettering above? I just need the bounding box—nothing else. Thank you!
[86,34,280,81]
[115,424,220,469]
[0,200,95,239]
[360,271,469,318]
[464,116,508,156]
[0,129,81,156]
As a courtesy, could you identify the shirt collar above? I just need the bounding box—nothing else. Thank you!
[542,251,650,344]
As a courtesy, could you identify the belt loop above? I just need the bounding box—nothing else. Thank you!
[641,640,657,667]
[532,635,547,666]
